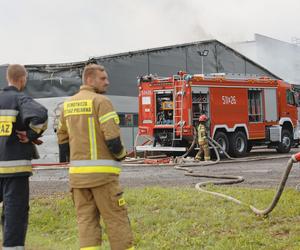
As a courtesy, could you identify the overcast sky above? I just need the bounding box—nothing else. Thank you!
[0,0,299,65]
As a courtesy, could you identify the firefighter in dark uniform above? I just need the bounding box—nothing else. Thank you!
[0,64,48,250]
[195,114,211,161]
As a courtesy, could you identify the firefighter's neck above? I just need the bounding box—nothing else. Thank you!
[83,83,105,94]
[83,84,96,91]
[8,82,23,91]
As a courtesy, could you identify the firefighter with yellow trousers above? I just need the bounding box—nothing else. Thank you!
[0,64,48,249]
[195,114,211,161]
[57,64,134,250]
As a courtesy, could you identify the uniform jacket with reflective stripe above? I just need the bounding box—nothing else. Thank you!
[57,85,126,188]
[0,86,48,177]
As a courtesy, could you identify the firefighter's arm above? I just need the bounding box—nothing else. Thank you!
[18,94,48,141]
[56,108,70,162]
[56,108,69,144]
[98,99,127,161]
[105,137,127,160]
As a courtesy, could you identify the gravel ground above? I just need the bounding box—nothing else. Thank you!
[29,148,300,197]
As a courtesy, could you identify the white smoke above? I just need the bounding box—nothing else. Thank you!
[0,0,299,64]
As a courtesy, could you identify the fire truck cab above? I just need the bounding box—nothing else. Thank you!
[138,72,300,157]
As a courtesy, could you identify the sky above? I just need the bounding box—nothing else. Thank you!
[0,0,300,65]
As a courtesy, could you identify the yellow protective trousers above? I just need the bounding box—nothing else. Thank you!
[195,141,211,161]
[72,180,134,250]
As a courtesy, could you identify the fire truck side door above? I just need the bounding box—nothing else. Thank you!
[248,89,265,139]
[285,89,298,126]
[264,88,278,122]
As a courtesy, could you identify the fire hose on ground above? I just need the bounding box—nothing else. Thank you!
[174,136,300,216]
[182,153,300,216]
[135,132,300,217]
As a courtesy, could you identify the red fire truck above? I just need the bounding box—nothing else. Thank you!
[137,72,300,157]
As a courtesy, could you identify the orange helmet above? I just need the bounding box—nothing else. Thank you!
[199,114,207,122]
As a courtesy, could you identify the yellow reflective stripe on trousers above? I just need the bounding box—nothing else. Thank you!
[88,117,97,160]
[69,166,121,174]
[126,247,135,250]
[80,246,101,250]
[99,111,119,124]
[0,166,32,174]
[0,116,16,122]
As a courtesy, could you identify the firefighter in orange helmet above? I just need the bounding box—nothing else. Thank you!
[195,114,211,161]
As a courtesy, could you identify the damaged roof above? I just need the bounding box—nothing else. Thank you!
[0,39,281,98]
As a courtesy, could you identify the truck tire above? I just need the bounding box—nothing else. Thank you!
[276,129,292,153]
[229,131,247,157]
[214,131,229,158]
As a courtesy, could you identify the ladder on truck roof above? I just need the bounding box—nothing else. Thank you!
[172,75,185,142]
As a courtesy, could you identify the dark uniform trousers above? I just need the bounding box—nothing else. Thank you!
[0,177,29,248]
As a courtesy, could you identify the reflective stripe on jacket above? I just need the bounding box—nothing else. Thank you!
[0,160,32,174]
[57,85,126,187]
[70,160,121,175]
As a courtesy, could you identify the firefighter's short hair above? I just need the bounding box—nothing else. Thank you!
[7,64,27,83]
[82,63,105,84]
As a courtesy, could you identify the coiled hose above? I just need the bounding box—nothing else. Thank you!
[180,142,300,216]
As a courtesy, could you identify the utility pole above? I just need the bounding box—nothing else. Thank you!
[197,50,209,74]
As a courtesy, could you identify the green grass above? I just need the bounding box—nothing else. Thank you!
[3,186,300,249]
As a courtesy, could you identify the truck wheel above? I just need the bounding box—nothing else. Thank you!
[229,131,248,157]
[213,131,229,158]
[276,129,292,153]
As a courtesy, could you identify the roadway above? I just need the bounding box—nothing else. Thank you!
[29,147,300,196]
